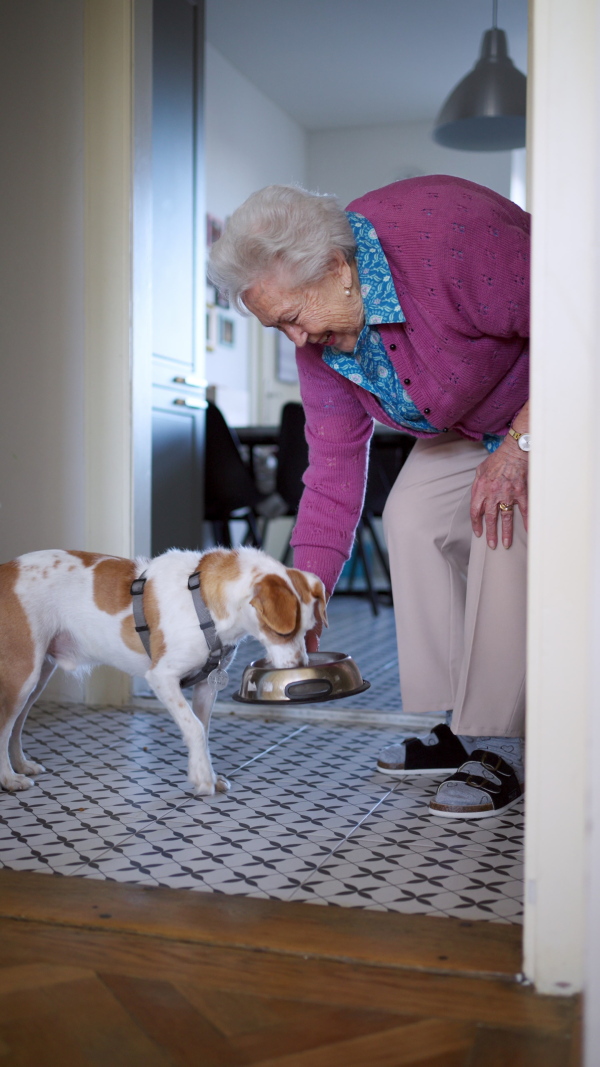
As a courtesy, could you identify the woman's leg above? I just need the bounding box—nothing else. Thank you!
[382,432,483,716]
[451,506,527,738]
[383,432,526,736]
[382,431,527,815]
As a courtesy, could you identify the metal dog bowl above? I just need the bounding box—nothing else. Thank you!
[233,651,370,705]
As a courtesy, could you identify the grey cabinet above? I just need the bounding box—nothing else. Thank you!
[151,0,206,556]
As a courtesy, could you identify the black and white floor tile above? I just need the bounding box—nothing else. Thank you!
[0,596,524,923]
[0,709,524,922]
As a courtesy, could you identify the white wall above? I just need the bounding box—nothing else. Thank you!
[204,43,307,425]
[0,1,145,706]
[0,2,86,561]
[205,43,307,222]
[307,118,513,206]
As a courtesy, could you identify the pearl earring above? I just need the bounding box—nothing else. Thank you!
[344,285,352,296]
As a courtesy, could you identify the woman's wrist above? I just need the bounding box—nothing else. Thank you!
[500,437,529,461]
[502,401,530,456]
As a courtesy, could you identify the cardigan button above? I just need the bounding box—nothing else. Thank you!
[403,378,411,385]
[390,343,397,351]
[424,408,431,415]
[442,427,449,433]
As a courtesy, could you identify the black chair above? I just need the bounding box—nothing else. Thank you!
[277,402,309,512]
[262,402,310,564]
[204,400,265,548]
[342,432,414,614]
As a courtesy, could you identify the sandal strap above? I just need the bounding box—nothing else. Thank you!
[469,750,517,778]
[445,771,504,796]
[403,724,469,771]
[440,753,522,809]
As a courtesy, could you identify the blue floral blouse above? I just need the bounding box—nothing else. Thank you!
[322,211,502,453]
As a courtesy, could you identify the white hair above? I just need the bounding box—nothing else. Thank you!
[207,185,357,312]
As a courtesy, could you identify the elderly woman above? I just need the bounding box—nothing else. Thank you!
[208,176,530,820]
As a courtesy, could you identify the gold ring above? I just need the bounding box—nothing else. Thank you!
[499,502,514,512]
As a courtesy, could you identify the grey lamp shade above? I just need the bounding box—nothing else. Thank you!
[433,28,526,151]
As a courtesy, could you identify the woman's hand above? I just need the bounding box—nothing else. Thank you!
[305,619,323,654]
[305,589,331,653]
[470,418,529,549]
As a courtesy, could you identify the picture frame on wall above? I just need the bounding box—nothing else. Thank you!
[206,304,217,353]
[206,213,230,308]
[218,315,235,347]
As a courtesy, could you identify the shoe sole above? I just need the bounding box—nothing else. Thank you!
[377,765,463,777]
[428,794,523,819]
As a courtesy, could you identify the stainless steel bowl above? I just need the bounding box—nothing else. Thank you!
[233,651,370,705]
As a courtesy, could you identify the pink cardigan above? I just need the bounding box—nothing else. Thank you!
[291,176,530,593]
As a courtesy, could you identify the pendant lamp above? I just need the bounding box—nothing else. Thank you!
[433,0,526,151]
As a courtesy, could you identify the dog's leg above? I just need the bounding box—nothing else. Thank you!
[146,670,218,796]
[192,681,229,793]
[9,656,55,777]
[0,665,46,792]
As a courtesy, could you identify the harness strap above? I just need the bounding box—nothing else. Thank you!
[187,572,222,669]
[182,571,233,687]
[131,574,151,657]
[129,569,234,689]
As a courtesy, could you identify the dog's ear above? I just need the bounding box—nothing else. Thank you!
[285,568,311,604]
[312,580,329,629]
[251,575,300,637]
[286,568,329,630]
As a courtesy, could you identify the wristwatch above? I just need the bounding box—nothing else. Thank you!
[508,427,530,452]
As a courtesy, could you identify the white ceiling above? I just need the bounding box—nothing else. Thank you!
[205,0,528,131]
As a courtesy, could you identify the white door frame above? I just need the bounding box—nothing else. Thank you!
[83,0,152,703]
[525,0,600,1004]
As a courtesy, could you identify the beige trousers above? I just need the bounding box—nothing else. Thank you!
[381,433,526,737]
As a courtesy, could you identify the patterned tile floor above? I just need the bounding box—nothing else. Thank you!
[0,597,524,923]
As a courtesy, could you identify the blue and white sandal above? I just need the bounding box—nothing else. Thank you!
[428,750,523,819]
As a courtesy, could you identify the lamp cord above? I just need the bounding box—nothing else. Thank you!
[492,0,498,29]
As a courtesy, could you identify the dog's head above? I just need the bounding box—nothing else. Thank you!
[199,548,328,669]
[249,567,327,669]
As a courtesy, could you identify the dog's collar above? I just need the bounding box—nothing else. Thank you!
[130,570,235,689]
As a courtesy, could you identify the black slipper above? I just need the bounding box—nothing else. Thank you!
[376,723,469,777]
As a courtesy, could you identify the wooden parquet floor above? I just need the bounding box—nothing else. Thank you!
[0,869,580,1066]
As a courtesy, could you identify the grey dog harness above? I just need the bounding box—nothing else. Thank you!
[130,570,234,689]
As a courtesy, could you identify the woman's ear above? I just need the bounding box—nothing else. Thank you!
[329,248,350,282]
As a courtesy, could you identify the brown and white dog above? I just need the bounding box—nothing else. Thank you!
[0,547,327,795]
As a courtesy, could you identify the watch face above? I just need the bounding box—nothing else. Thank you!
[518,433,530,452]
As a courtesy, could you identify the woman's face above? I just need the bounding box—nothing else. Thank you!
[243,254,364,353]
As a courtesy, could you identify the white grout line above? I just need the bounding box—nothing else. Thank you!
[286,786,397,903]
[226,725,309,776]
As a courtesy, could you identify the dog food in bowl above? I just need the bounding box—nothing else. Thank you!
[233,651,370,705]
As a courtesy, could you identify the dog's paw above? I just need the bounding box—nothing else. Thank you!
[215,776,230,793]
[15,760,45,776]
[1,773,35,792]
[192,779,217,797]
